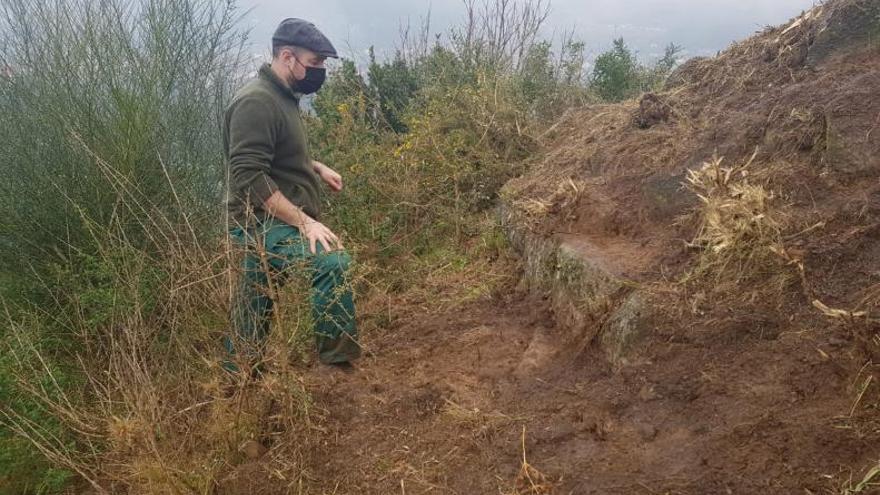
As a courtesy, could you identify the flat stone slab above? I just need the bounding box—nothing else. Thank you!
[500,204,654,365]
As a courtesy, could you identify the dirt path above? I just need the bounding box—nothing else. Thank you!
[282,287,875,495]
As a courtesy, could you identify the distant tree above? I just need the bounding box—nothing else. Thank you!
[313,58,368,126]
[639,42,685,91]
[655,42,683,76]
[558,37,587,86]
[515,37,589,119]
[517,40,555,105]
[366,47,419,133]
[591,37,640,102]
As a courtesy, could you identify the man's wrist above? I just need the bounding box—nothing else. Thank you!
[299,215,318,230]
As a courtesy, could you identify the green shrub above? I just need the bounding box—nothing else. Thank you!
[366,49,420,133]
[309,4,591,273]
[591,38,683,102]
[0,0,247,491]
[591,38,642,102]
[0,0,246,296]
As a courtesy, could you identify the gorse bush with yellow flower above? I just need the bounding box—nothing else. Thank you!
[308,18,590,278]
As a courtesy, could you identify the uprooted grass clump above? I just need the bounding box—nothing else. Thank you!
[682,153,794,297]
[506,428,554,495]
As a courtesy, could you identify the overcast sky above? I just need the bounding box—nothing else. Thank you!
[240,0,820,64]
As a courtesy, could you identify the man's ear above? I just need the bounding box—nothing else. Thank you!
[278,47,295,64]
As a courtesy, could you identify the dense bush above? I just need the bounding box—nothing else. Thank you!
[0,0,248,491]
[310,2,595,271]
[0,0,246,295]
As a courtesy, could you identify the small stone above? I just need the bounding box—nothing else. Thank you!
[240,440,268,459]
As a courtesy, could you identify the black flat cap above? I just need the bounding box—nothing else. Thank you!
[272,18,338,58]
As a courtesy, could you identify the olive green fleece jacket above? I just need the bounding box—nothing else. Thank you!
[224,64,322,227]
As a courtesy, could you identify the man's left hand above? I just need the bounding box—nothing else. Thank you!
[313,160,343,192]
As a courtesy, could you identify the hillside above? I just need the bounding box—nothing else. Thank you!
[3,0,880,493]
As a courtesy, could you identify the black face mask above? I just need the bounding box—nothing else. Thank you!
[288,58,326,95]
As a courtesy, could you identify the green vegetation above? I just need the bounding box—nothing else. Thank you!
[0,0,248,491]
[591,38,682,102]
[0,0,681,491]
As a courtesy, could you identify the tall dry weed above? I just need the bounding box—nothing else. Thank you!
[1,145,320,492]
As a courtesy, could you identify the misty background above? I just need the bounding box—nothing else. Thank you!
[241,0,820,64]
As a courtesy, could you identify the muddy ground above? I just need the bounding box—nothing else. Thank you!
[255,286,876,495]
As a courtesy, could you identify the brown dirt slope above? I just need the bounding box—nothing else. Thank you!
[219,2,880,494]
[225,286,876,494]
[505,0,880,307]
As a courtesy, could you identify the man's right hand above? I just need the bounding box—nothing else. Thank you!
[262,190,342,254]
[301,220,342,254]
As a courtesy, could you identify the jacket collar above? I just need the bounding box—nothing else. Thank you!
[259,63,301,102]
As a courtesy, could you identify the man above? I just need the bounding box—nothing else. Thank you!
[223,18,359,372]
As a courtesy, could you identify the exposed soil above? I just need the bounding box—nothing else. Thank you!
[232,285,873,495]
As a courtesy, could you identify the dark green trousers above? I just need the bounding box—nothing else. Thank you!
[225,218,360,367]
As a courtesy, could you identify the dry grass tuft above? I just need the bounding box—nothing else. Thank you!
[843,463,880,494]
[441,399,521,438]
[0,135,319,492]
[507,427,554,495]
[683,152,791,290]
[510,178,586,225]
[1,236,317,493]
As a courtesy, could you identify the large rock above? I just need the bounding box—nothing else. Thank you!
[499,203,653,366]
[806,0,880,66]
[601,292,650,364]
[822,72,880,176]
